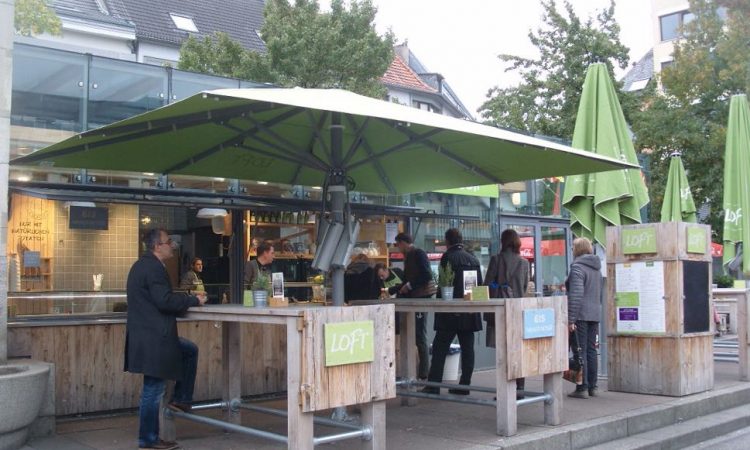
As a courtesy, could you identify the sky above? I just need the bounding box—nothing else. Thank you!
[325,0,655,117]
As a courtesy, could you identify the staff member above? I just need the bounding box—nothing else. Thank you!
[244,240,274,288]
[180,257,205,293]
[125,229,207,450]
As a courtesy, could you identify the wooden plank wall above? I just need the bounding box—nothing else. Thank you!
[504,296,568,380]
[8,321,287,416]
[607,335,713,396]
[606,223,714,396]
[301,304,396,412]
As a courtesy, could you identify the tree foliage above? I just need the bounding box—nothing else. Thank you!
[14,0,61,36]
[479,0,631,140]
[178,0,394,98]
[630,0,750,238]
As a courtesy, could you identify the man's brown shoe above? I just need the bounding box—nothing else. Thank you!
[139,439,179,449]
[167,402,192,413]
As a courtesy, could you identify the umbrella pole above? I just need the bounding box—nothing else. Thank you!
[330,184,346,306]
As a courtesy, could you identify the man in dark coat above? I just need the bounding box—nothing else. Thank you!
[423,228,483,395]
[125,229,206,450]
[395,232,434,380]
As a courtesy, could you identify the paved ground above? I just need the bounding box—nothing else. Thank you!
[23,360,745,450]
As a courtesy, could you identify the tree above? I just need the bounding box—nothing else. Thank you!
[14,0,61,36]
[630,0,750,238]
[479,0,631,140]
[178,0,394,98]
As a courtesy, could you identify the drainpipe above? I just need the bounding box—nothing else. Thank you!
[0,0,15,364]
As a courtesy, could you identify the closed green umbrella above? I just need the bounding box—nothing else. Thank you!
[660,152,696,222]
[562,63,650,246]
[722,94,750,272]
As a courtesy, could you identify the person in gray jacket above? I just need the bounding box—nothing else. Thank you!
[566,237,603,399]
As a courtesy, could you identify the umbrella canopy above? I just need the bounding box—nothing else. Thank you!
[13,88,635,194]
[562,63,650,247]
[660,152,696,222]
[722,94,750,272]
[12,87,635,305]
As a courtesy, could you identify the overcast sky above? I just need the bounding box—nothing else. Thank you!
[325,0,654,117]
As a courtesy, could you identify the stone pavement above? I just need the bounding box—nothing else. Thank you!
[23,360,747,450]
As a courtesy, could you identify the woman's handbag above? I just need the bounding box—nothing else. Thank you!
[563,330,584,385]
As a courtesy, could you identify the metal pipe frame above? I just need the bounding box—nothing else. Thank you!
[397,379,552,406]
[714,343,739,348]
[715,357,739,363]
[166,401,372,446]
[715,352,740,358]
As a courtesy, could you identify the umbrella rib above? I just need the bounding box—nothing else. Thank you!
[244,133,329,171]
[162,107,306,173]
[305,110,331,164]
[346,126,444,171]
[343,115,396,194]
[389,122,504,184]
[341,117,369,166]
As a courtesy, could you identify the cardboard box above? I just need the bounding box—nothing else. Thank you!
[269,297,289,307]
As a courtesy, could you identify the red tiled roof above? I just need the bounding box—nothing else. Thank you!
[381,55,436,93]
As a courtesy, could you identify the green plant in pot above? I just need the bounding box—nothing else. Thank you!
[714,274,734,289]
[251,272,271,307]
[437,264,455,300]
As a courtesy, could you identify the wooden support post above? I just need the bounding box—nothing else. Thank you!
[495,306,516,436]
[543,372,562,425]
[287,317,314,449]
[739,289,750,381]
[222,321,241,425]
[360,400,386,450]
[401,312,417,406]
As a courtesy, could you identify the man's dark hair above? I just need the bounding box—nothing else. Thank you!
[373,263,387,273]
[394,232,412,244]
[145,228,166,252]
[445,228,462,246]
[256,240,273,256]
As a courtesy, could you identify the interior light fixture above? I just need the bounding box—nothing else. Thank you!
[64,201,96,209]
[196,208,228,219]
[257,181,269,185]
[511,192,522,206]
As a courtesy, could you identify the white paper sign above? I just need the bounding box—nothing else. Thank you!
[272,272,285,298]
[463,270,478,296]
[615,261,665,333]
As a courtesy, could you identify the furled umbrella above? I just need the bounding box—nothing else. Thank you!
[722,94,750,275]
[12,87,635,304]
[562,63,650,247]
[660,152,696,223]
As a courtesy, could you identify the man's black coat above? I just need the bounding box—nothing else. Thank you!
[124,252,199,380]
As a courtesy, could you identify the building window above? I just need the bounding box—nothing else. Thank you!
[412,100,441,114]
[660,10,694,41]
[170,13,199,33]
[661,60,674,71]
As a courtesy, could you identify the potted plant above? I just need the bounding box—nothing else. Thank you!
[251,272,271,307]
[437,264,455,300]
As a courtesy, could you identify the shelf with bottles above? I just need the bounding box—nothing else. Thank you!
[248,210,315,226]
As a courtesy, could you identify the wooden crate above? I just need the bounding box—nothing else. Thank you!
[606,222,713,396]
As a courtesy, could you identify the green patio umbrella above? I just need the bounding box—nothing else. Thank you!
[12,87,635,304]
[660,152,696,223]
[722,94,750,273]
[562,63,650,246]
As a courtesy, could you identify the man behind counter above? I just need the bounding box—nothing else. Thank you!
[244,240,275,288]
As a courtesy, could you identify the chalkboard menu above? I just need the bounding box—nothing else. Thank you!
[683,260,710,333]
[69,206,109,230]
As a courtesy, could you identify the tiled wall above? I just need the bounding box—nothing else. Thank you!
[53,203,139,291]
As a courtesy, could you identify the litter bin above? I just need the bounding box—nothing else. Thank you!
[443,344,462,381]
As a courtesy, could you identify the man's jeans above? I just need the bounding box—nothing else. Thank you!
[138,338,198,447]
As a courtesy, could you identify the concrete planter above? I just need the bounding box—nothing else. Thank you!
[0,361,50,450]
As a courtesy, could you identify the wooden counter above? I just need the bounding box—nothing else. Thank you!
[359,297,568,437]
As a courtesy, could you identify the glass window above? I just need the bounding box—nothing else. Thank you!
[660,10,693,41]
[170,14,199,32]
[540,226,569,296]
[88,56,168,130]
[11,45,87,133]
[171,70,239,102]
